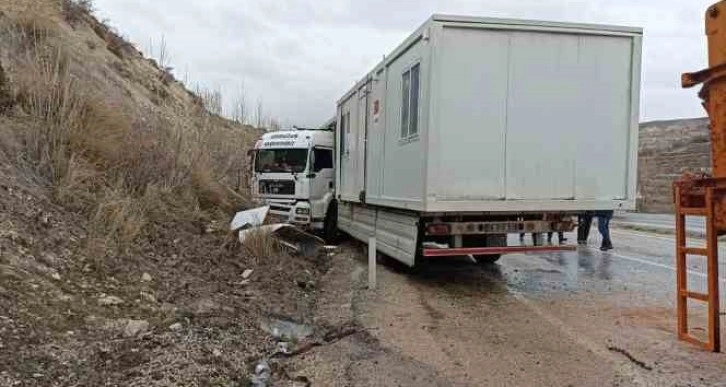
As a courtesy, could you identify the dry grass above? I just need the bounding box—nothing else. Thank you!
[61,0,93,27]
[0,62,13,112]
[6,1,59,44]
[241,229,283,261]
[89,183,148,249]
[0,0,258,253]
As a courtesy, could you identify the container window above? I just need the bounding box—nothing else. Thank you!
[339,111,350,159]
[339,112,345,159]
[313,148,333,172]
[345,112,350,154]
[400,63,420,139]
[409,63,420,137]
[401,69,411,139]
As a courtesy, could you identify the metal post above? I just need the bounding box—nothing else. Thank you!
[368,237,377,289]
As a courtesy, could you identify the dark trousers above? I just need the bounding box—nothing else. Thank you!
[597,211,613,248]
[547,232,565,242]
[578,213,593,242]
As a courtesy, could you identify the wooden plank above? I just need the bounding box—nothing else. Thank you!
[681,247,708,256]
[675,187,689,339]
[681,334,711,351]
[680,290,709,302]
[680,207,707,216]
[705,188,721,352]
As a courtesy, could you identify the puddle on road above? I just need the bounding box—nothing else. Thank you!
[259,316,314,341]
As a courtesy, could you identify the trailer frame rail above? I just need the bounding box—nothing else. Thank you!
[422,244,577,257]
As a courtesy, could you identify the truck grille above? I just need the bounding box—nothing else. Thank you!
[259,180,295,195]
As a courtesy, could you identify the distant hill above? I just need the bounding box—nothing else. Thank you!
[637,117,710,213]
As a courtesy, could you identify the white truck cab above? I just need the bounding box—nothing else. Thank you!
[251,128,337,240]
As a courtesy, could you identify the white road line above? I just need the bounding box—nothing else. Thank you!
[603,250,678,272]
[611,229,726,252]
[613,221,703,232]
[589,247,726,283]
[610,229,679,243]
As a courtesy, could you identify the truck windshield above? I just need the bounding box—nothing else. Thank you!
[255,149,308,173]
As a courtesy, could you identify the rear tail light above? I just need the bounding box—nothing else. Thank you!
[426,223,451,235]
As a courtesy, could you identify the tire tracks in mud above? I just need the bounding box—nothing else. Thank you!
[509,291,651,386]
[285,247,450,386]
[385,260,655,386]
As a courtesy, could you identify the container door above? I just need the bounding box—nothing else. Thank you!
[337,98,357,201]
[366,70,385,200]
[356,82,369,199]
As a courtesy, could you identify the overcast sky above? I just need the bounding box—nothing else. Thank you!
[94,0,713,127]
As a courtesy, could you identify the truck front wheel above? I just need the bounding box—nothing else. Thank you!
[323,201,338,244]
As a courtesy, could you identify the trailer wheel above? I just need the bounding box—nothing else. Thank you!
[464,234,505,265]
[323,201,338,244]
[474,254,501,264]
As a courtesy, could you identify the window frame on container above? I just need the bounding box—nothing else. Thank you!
[339,110,351,159]
[400,61,421,141]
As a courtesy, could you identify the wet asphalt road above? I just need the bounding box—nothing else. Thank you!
[368,226,726,385]
[497,227,726,304]
[295,226,726,386]
[613,212,706,236]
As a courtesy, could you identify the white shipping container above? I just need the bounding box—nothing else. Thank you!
[336,15,642,214]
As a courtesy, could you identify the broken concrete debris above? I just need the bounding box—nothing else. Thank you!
[97,294,124,306]
[250,360,271,387]
[259,317,314,342]
[292,376,311,387]
[122,319,150,338]
[275,341,291,355]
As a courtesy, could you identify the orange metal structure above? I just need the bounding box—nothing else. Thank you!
[674,0,726,352]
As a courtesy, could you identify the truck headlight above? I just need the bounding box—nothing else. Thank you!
[295,207,310,215]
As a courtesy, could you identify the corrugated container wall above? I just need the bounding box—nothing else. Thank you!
[336,16,642,214]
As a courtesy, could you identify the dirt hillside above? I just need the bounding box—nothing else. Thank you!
[0,1,326,385]
[637,117,710,213]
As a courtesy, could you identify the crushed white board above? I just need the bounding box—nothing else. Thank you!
[238,224,285,243]
[230,206,270,231]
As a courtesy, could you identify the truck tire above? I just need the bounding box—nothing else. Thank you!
[464,234,505,265]
[474,254,501,264]
[323,201,338,244]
